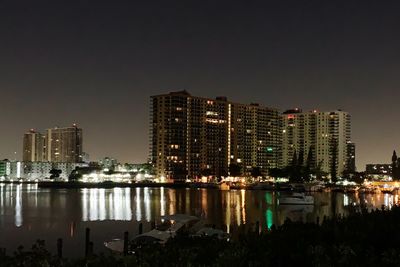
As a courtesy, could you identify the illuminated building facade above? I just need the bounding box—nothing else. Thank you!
[45,125,83,163]
[365,164,391,180]
[23,130,46,162]
[230,103,281,175]
[346,142,356,172]
[22,125,83,163]
[151,91,281,180]
[282,109,352,176]
[0,160,11,177]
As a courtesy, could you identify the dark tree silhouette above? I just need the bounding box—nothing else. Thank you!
[49,169,62,179]
[392,150,398,180]
[330,139,338,183]
[269,168,287,178]
[304,147,313,181]
[291,150,298,167]
[298,150,304,167]
[200,168,213,177]
[251,167,262,178]
[229,163,242,177]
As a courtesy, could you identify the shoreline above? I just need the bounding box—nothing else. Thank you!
[0,181,295,190]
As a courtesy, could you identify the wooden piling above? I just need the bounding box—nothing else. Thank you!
[123,231,129,256]
[85,228,90,257]
[57,238,63,258]
[88,241,94,256]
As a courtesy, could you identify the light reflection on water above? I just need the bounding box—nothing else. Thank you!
[82,188,133,221]
[0,184,399,256]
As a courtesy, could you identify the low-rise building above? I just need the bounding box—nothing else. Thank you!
[1,161,88,181]
[365,164,392,180]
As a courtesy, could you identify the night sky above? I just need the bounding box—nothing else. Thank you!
[1,0,399,170]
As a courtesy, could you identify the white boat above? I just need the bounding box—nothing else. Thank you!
[279,193,314,205]
[193,227,230,240]
[104,214,227,253]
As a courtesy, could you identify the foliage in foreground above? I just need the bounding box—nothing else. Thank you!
[3,206,400,266]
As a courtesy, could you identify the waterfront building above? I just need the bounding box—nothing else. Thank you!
[281,109,352,177]
[6,161,88,181]
[45,124,83,163]
[23,129,46,162]
[346,142,356,172]
[0,160,11,178]
[9,161,24,179]
[99,157,118,170]
[230,103,281,175]
[365,164,392,180]
[151,91,281,180]
[81,152,90,163]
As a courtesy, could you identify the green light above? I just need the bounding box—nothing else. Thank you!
[265,192,273,205]
[266,147,273,152]
[266,209,273,230]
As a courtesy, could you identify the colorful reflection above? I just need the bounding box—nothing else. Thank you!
[1,184,400,232]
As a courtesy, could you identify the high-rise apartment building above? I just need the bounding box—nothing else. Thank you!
[151,91,281,180]
[45,125,83,163]
[346,142,356,172]
[23,125,83,163]
[23,129,45,162]
[281,109,352,177]
[230,103,281,174]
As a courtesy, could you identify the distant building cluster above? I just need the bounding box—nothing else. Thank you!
[0,125,85,181]
[23,124,83,163]
[151,91,281,180]
[151,91,356,181]
[365,164,392,180]
[0,160,87,180]
[282,109,353,176]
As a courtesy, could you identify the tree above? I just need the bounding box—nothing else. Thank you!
[49,169,62,179]
[288,150,302,182]
[269,168,287,179]
[392,151,398,180]
[330,139,338,183]
[314,160,327,180]
[291,150,298,167]
[304,147,313,181]
[229,163,242,177]
[251,167,262,178]
[298,150,304,167]
[200,168,213,177]
[173,167,188,182]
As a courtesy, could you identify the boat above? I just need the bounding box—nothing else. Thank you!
[192,227,230,240]
[104,214,200,253]
[104,214,228,253]
[279,193,314,205]
[251,182,274,190]
[219,182,230,190]
[304,183,325,192]
[344,186,359,193]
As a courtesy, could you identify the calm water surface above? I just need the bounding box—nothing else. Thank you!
[0,183,397,257]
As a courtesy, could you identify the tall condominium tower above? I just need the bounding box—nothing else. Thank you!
[281,109,352,176]
[230,103,281,173]
[150,91,281,180]
[45,125,83,163]
[22,129,45,162]
[346,141,356,172]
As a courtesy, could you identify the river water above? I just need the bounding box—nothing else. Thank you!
[0,183,397,257]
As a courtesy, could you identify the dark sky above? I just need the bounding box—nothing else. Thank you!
[1,0,399,170]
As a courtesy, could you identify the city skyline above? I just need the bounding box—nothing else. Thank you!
[2,1,400,170]
[2,90,396,170]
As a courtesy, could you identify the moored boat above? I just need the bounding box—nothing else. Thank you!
[104,214,228,253]
[279,193,314,205]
